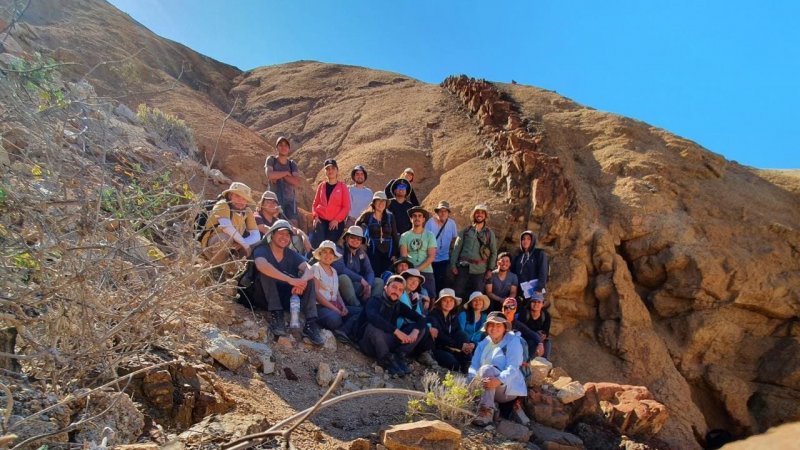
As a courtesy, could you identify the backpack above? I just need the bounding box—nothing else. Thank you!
[235,237,270,310]
[194,197,231,242]
[266,156,298,193]
[499,333,532,380]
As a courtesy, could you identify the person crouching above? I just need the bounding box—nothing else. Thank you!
[429,288,474,373]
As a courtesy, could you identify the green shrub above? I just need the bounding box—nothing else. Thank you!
[136,104,197,155]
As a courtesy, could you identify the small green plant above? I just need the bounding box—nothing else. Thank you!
[407,371,482,423]
[9,52,68,111]
[136,104,196,155]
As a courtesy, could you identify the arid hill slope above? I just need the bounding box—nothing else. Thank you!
[9,1,800,449]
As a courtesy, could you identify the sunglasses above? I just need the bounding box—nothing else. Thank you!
[503,305,516,310]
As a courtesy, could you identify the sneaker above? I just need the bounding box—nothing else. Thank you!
[332,328,353,346]
[380,357,405,378]
[472,406,494,427]
[270,311,287,337]
[302,319,325,346]
[416,350,438,368]
[394,354,413,376]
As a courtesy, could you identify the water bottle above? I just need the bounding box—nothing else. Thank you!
[289,294,301,329]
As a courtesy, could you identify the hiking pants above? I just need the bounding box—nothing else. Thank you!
[359,323,425,361]
[453,269,485,300]
[432,260,451,292]
[338,275,384,307]
[312,219,345,248]
[257,275,317,319]
[475,365,518,409]
[434,347,470,373]
[317,305,362,331]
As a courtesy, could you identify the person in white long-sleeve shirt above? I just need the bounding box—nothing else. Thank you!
[201,182,260,266]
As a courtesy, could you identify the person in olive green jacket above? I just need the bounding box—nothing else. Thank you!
[449,204,497,300]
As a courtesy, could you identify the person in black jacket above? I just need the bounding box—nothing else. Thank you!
[512,230,549,307]
[520,292,551,359]
[355,275,428,377]
[428,288,475,373]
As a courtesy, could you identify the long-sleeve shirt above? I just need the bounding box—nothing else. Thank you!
[512,249,549,291]
[312,181,350,222]
[363,292,426,334]
[468,333,527,397]
[428,309,468,350]
[457,311,487,344]
[449,225,497,274]
[332,246,375,286]
[201,200,259,248]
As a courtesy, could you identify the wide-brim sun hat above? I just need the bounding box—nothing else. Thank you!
[464,291,489,311]
[222,182,255,204]
[434,201,451,212]
[260,190,278,203]
[312,240,343,261]
[401,268,426,288]
[371,191,388,204]
[392,256,414,271]
[434,288,462,307]
[265,219,295,240]
[472,203,489,219]
[407,205,430,220]
[343,225,365,240]
[481,311,509,332]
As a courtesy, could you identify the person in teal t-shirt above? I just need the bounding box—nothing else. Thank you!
[399,206,437,298]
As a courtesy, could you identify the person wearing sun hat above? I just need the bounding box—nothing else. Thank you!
[458,291,489,345]
[428,288,473,372]
[467,311,526,427]
[357,191,399,276]
[425,200,459,293]
[399,205,438,298]
[265,136,303,223]
[397,268,437,367]
[201,181,260,266]
[450,203,497,300]
[310,240,361,333]
[333,225,383,306]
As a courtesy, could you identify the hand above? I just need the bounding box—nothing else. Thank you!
[429,327,439,339]
[339,304,349,317]
[394,329,413,344]
[462,342,475,354]
[291,285,304,296]
[288,278,307,292]
[484,270,492,281]
[360,279,371,298]
[482,377,501,389]
[242,245,252,257]
[312,217,319,228]
[451,267,459,276]
[408,329,420,342]
[328,220,339,230]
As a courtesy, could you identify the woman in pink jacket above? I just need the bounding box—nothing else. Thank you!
[312,159,351,248]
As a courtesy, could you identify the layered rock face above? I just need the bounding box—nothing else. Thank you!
[12,1,800,448]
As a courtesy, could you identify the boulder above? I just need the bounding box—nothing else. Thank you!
[580,382,669,438]
[557,381,586,404]
[529,357,553,386]
[382,420,461,450]
[530,422,583,449]
[317,362,334,387]
[73,391,145,445]
[497,419,533,442]
[204,329,247,371]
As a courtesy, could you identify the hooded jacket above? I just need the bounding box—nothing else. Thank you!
[512,231,549,292]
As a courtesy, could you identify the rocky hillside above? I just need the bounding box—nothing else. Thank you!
[5,0,800,448]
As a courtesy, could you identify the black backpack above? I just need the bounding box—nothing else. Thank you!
[194,196,231,242]
[235,237,270,310]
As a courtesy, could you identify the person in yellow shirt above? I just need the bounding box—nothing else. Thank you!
[201,182,260,266]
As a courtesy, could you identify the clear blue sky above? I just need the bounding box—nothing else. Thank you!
[108,0,798,169]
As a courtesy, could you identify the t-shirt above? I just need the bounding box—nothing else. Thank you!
[424,217,458,262]
[490,271,518,298]
[388,199,414,235]
[253,244,305,278]
[348,185,373,220]
[264,155,297,204]
[399,229,437,274]
[311,263,339,304]
[480,339,501,366]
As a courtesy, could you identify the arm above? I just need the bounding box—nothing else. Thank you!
[362,252,375,285]
[449,230,464,271]
[282,161,304,187]
[365,298,398,333]
[418,245,436,272]
[332,255,364,284]
[485,277,504,304]
[242,211,260,246]
[487,230,498,272]
[496,337,524,385]
[334,183,351,223]
[265,157,286,182]
[217,218,248,247]
[537,251,549,291]
[398,301,426,330]
[409,189,419,206]
[311,183,325,219]
[467,340,486,382]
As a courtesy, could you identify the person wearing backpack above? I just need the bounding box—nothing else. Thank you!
[256,190,312,257]
[356,192,399,276]
[200,182,260,267]
[468,311,526,427]
[265,136,304,224]
[449,204,497,300]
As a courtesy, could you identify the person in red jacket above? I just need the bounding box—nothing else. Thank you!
[312,159,351,247]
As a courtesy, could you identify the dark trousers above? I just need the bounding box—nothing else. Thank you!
[434,347,471,373]
[312,219,345,248]
[359,323,425,361]
[453,269,486,300]
[317,305,362,331]
[257,275,317,319]
[432,260,450,293]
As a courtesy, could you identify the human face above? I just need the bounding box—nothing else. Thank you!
[271,228,292,249]
[405,276,420,292]
[530,301,543,314]
[404,172,414,182]
[497,256,511,272]
[471,298,484,311]
[277,140,290,157]
[261,198,279,214]
[394,187,407,200]
[410,212,425,227]
[347,235,363,250]
[395,262,410,274]
[472,210,486,224]
[353,170,366,185]
[229,193,248,210]
[486,322,506,343]
[373,199,386,212]
[318,248,336,265]
[385,280,405,301]
[440,296,455,313]
[436,208,449,222]
[521,234,532,251]
[325,165,338,182]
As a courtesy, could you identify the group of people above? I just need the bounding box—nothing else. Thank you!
[199,136,553,426]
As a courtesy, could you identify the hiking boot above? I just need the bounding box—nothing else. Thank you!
[333,328,353,346]
[394,354,413,376]
[302,319,325,346]
[416,350,438,368]
[472,406,495,427]
[270,311,287,337]
[380,356,404,378]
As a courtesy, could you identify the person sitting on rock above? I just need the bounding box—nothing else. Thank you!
[458,291,489,345]
[519,292,551,359]
[384,167,419,206]
[450,204,497,301]
[485,252,518,312]
[429,288,474,373]
[347,164,373,227]
[201,182,260,267]
[255,190,312,256]
[386,179,415,235]
[425,200,458,294]
[311,240,361,332]
[501,297,536,360]
[399,206,437,298]
[468,311,527,427]
[380,256,414,284]
[353,275,429,377]
[398,268,437,367]
[311,159,350,247]
[333,226,383,307]
[253,220,324,346]
[513,230,549,306]
[357,191,399,276]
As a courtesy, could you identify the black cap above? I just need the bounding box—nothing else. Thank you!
[323,158,338,169]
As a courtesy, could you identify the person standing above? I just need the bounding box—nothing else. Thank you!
[425,200,458,293]
[311,159,350,248]
[450,204,497,300]
[264,136,303,224]
[347,165,373,227]
[384,167,419,206]
[356,192,399,276]
[387,179,414,235]
[513,230,549,303]
[399,206,437,299]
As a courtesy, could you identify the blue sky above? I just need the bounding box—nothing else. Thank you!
[108,0,799,169]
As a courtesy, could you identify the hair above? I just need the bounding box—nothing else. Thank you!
[403,275,422,292]
[498,252,512,262]
[386,275,406,288]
